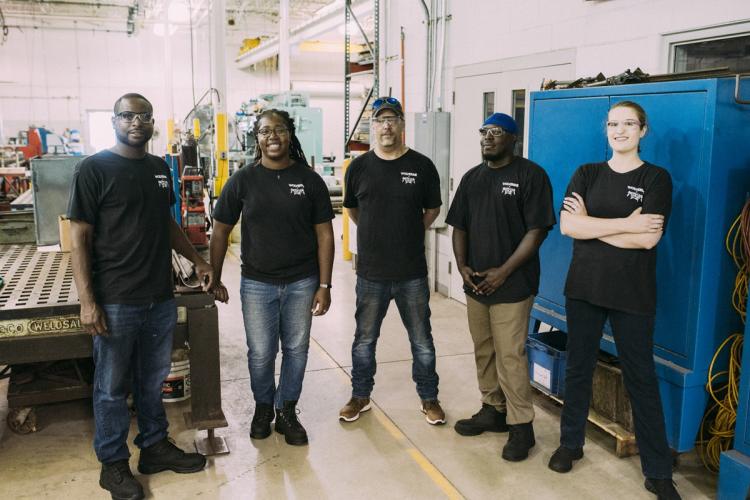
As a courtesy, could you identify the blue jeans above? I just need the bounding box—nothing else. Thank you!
[240,275,317,407]
[351,276,439,400]
[93,299,176,464]
[561,298,673,479]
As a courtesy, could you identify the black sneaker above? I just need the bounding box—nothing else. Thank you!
[99,460,144,500]
[275,400,308,446]
[250,402,275,439]
[454,403,508,436]
[501,422,535,462]
[644,478,682,500]
[138,437,207,474]
[548,446,584,473]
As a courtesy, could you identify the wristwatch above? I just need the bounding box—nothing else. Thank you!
[319,283,332,289]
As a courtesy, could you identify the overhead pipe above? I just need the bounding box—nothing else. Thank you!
[25,0,130,8]
[400,26,405,110]
[418,0,431,111]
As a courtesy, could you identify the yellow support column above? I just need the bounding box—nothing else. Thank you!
[214,112,229,196]
[342,158,352,261]
[166,119,175,148]
[193,118,201,139]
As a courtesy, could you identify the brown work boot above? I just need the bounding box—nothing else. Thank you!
[339,397,371,422]
[421,400,446,425]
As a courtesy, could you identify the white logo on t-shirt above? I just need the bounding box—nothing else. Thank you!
[501,182,519,196]
[289,183,306,196]
[627,185,644,202]
[401,172,417,185]
[155,174,169,189]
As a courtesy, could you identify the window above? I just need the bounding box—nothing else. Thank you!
[512,89,525,156]
[483,92,495,120]
[673,34,750,73]
[87,110,113,154]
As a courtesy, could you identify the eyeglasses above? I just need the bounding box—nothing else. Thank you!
[372,116,402,125]
[116,112,153,123]
[606,120,641,129]
[257,126,289,137]
[478,127,506,137]
[372,96,401,111]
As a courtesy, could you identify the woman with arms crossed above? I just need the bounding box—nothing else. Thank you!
[548,101,680,500]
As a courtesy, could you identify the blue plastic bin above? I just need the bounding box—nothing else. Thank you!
[527,331,567,398]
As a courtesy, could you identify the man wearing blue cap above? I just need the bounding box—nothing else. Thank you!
[339,96,445,425]
[446,112,555,461]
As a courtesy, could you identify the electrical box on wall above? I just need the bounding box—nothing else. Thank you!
[409,112,451,228]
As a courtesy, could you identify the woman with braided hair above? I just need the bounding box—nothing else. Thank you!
[209,108,334,446]
[250,109,310,168]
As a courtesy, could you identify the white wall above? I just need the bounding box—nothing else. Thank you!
[382,0,750,115]
[379,0,750,298]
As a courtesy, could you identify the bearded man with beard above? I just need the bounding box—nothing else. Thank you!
[339,97,446,425]
[68,93,213,500]
[446,113,556,463]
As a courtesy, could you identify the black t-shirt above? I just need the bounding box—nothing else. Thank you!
[563,162,673,315]
[446,158,556,304]
[67,150,176,305]
[213,162,334,284]
[343,149,442,281]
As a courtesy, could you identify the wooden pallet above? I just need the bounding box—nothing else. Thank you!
[534,388,639,458]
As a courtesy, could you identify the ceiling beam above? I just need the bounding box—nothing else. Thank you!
[234,0,372,69]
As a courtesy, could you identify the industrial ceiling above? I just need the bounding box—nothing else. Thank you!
[0,0,341,37]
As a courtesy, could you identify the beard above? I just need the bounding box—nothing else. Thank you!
[482,150,503,162]
[115,128,152,148]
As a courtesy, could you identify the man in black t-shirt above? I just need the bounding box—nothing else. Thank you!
[68,93,213,500]
[339,97,445,425]
[446,113,555,462]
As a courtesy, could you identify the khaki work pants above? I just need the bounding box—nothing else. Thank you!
[466,294,535,425]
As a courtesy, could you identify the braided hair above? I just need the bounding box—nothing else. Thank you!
[251,109,310,168]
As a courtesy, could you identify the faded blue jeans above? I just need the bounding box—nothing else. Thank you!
[351,276,439,401]
[240,275,317,408]
[93,299,176,464]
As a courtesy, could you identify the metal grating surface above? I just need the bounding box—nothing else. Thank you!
[0,245,78,310]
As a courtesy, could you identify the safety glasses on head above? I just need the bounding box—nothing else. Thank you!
[372,96,403,115]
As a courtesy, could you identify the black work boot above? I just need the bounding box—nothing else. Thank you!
[250,402,275,439]
[548,446,584,473]
[99,459,144,500]
[138,437,207,474]
[454,403,509,436]
[501,422,535,462]
[644,478,682,500]
[275,400,308,446]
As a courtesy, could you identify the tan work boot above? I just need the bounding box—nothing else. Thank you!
[421,400,446,425]
[339,397,371,422]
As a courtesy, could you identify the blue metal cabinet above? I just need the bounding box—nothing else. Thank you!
[528,78,750,452]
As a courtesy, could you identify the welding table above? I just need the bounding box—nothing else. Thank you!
[0,244,228,453]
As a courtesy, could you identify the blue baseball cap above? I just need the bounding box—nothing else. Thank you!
[483,113,518,134]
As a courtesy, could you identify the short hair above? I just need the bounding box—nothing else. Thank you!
[113,93,153,114]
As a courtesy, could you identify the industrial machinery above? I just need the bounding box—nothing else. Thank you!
[0,244,226,450]
[234,91,324,168]
[528,77,750,452]
[164,133,209,247]
[181,165,208,247]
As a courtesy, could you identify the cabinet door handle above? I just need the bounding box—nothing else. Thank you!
[734,74,750,105]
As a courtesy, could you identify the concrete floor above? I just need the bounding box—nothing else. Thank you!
[0,220,717,499]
